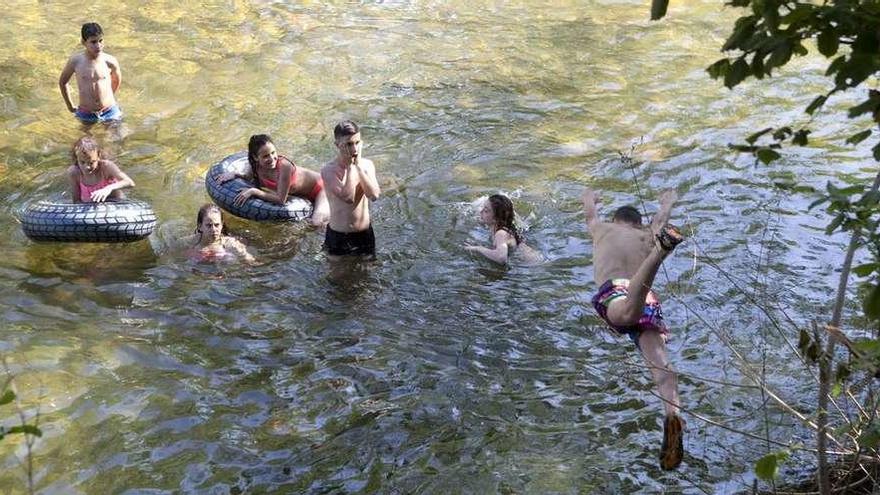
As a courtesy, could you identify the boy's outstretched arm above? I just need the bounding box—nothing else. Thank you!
[650,189,678,235]
[59,57,76,113]
[582,188,601,231]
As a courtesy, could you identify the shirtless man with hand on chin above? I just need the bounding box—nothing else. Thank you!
[320,120,381,259]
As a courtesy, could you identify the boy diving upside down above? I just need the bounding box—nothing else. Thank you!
[583,188,685,470]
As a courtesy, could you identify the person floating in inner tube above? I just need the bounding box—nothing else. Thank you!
[464,194,541,265]
[67,136,134,203]
[216,134,330,228]
[320,120,381,259]
[58,22,123,125]
[184,204,254,263]
[582,187,685,470]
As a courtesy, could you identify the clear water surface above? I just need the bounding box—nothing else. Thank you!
[0,1,875,493]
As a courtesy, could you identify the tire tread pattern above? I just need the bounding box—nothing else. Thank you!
[20,200,157,243]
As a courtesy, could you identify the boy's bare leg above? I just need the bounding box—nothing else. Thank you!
[606,245,669,326]
[639,329,685,469]
[637,330,679,416]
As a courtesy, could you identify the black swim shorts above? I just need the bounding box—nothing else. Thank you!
[324,224,376,256]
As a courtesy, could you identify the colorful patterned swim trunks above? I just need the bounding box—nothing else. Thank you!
[591,278,668,344]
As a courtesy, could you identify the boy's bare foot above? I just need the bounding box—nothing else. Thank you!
[660,414,684,470]
[656,224,684,252]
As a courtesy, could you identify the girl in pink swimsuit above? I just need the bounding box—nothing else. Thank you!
[217,134,330,227]
[66,136,135,203]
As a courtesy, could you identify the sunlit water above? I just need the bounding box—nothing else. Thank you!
[0,1,875,493]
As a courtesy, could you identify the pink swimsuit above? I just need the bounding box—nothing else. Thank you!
[79,178,117,202]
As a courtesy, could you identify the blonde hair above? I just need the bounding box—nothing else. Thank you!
[70,136,103,163]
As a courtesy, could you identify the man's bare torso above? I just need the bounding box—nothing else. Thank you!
[73,53,116,111]
[591,222,654,283]
[322,159,372,233]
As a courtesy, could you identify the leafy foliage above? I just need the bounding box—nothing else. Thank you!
[700,0,880,165]
[755,450,790,480]
[655,1,880,490]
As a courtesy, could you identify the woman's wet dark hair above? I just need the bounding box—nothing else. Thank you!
[488,194,522,245]
[613,205,642,225]
[247,134,274,184]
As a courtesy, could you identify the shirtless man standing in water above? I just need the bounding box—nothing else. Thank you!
[583,187,685,470]
[320,121,381,259]
[59,22,123,124]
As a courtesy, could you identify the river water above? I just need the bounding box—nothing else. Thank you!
[0,1,874,493]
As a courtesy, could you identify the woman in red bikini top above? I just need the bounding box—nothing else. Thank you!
[217,134,330,227]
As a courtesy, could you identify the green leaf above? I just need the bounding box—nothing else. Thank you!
[0,390,14,406]
[836,362,851,383]
[807,341,820,362]
[847,129,872,145]
[729,144,758,153]
[724,58,751,88]
[6,425,42,437]
[837,53,879,89]
[853,263,879,277]
[780,4,813,25]
[873,142,880,161]
[798,328,811,354]
[825,55,846,76]
[859,425,880,448]
[756,148,781,164]
[746,127,773,144]
[792,129,810,146]
[650,0,669,20]
[805,95,827,115]
[852,338,880,356]
[864,284,880,320]
[825,213,845,235]
[767,41,793,70]
[808,195,829,210]
[723,16,758,51]
[755,453,780,480]
[831,382,842,397]
[707,59,731,80]
[751,51,766,78]
[772,126,792,140]
[818,29,839,57]
[848,98,878,119]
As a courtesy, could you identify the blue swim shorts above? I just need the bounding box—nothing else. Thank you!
[74,104,123,124]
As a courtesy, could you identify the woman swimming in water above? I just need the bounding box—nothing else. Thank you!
[464,194,540,264]
[184,204,254,263]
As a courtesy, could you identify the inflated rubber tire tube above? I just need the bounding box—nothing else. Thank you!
[20,200,157,242]
[205,152,313,221]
